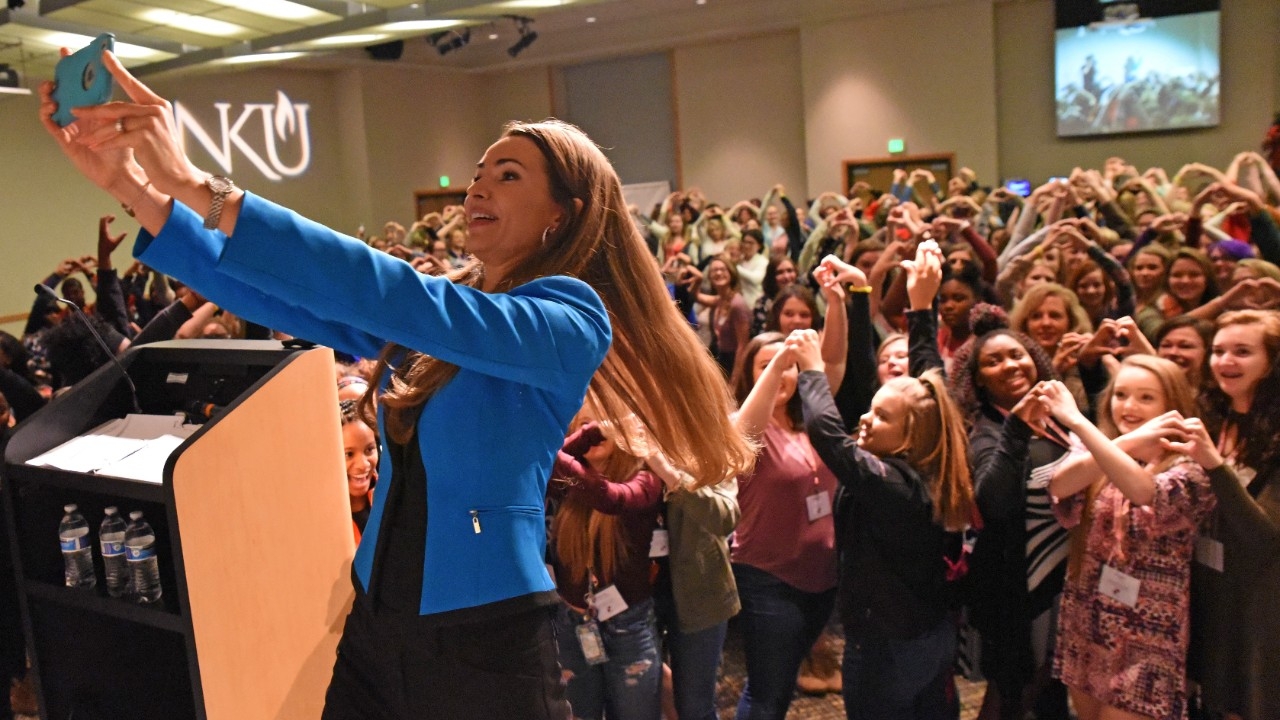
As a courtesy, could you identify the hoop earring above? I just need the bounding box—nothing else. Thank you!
[542,226,556,247]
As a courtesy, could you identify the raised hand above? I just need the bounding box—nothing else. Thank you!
[1112,316,1156,357]
[1032,379,1084,426]
[784,329,824,372]
[1052,332,1090,375]
[52,50,202,200]
[812,264,846,306]
[1010,387,1050,432]
[1160,417,1223,470]
[1119,410,1187,456]
[98,214,128,256]
[901,239,943,311]
[819,254,867,287]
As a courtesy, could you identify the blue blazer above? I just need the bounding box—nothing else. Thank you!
[134,193,612,615]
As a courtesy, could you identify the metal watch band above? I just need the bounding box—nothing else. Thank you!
[203,176,235,230]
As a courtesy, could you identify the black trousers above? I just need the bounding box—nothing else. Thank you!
[321,595,571,720]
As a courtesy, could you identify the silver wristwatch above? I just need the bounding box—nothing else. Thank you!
[203,175,237,230]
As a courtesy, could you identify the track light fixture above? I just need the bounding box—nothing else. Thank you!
[505,15,537,58]
[428,28,471,56]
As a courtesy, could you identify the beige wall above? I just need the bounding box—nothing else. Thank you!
[800,1,1000,194]
[1,92,122,335]
[996,0,1278,182]
[356,63,491,227]
[482,66,555,137]
[673,33,808,204]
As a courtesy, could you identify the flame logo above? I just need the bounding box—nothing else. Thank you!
[274,90,298,141]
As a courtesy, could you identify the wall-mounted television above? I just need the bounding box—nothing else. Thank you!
[1055,0,1220,138]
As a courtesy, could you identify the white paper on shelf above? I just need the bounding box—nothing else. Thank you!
[25,435,149,474]
[95,434,188,484]
[25,413,201,482]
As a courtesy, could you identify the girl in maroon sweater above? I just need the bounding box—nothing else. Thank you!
[549,414,664,720]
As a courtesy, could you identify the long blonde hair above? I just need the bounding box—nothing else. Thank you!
[882,369,976,531]
[1068,355,1196,577]
[361,120,754,487]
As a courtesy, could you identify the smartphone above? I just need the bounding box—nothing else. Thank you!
[51,33,116,127]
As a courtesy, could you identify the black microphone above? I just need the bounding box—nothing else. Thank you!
[180,399,224,423]
[35,284,141,413]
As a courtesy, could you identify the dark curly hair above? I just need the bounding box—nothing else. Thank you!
[948,304,1058,424]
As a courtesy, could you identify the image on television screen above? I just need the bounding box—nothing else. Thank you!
[1055,11,1219,137]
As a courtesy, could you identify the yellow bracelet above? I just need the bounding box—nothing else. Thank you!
[846,285,873,294]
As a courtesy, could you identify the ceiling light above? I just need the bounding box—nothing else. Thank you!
[34,31,166,60]
[205,0,335,23]
[219,51,308,65]
[310,34,390,47]
[500,0,567,8]
[375,20,463,33]
[138,10,247,38]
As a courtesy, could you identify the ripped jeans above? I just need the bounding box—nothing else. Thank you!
[554,598,661,720]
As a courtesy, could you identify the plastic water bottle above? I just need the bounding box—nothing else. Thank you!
[99,507,129,598]
[124,511,162,604]
[59,504,96,589]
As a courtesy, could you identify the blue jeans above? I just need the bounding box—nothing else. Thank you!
[732,564,837,720]
[667,620,729,720]
[841,616,958,720]
[554,599,661,720]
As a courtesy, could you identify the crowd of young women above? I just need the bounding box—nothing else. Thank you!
[507,153,1280,720]
[25,57,1280,720]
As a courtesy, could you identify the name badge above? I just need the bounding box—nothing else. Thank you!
[1195,537,1224,573]
[590,584,628,622]
[1098,564,1141,608]
[648,529,670,558]
[576,620,609,665]
[806,490,832,522]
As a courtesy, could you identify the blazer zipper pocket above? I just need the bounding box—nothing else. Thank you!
[467,505,542,534]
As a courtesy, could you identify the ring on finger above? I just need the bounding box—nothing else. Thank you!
[115,118,125,134]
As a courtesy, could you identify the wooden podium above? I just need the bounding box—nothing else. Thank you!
[1,340,355,720]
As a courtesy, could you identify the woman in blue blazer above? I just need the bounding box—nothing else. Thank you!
[40,50,753,719]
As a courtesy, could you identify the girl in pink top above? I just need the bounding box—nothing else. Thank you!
[727,330,842,720]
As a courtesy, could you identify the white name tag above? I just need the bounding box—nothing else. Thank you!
[806,490,832,522]
[648,529,670,558]
[1195,537,1224,573]
[590,584,628,622]
[1098,564,1141,608]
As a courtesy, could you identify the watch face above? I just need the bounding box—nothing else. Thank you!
[207,176,234,194]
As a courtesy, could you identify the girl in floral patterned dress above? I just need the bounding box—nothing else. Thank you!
[1035,355,1215,720]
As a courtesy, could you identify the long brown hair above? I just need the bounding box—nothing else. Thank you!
[360,119,754,487]
[1068,355,1196,577]
[881,369,976,531]
[554,409,644,586]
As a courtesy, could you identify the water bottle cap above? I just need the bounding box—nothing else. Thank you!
[64,504,77,513]
[129,511,143,520]
[105,506,118,515]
